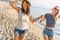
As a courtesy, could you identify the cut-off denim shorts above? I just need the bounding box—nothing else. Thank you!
[43,27,54,37]
[14,28,28,35]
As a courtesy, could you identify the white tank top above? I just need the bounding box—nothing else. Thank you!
[15,10,29,30]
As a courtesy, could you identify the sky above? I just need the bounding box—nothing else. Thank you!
[30,0,60,9]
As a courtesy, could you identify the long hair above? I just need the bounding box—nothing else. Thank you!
[21,0,31,16]
[54,6,59,16]
[55,9,59,16]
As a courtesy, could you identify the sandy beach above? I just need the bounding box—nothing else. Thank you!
[0,1,60,40]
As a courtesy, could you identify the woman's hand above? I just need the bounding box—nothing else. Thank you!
[39,15,45,23]
[29,15,41,23]
[9,1,20,12]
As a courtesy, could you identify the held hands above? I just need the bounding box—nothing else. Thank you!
[38,15,44,19]
[39,15,45,23]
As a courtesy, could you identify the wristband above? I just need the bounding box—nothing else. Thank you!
[38,17,40,19]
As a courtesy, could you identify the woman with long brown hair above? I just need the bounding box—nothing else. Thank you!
[9,0,40,40]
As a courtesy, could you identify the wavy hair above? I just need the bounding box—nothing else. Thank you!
[21,0,31,16]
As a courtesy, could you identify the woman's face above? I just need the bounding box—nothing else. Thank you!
[51,8,58,15]
[22,2,27,10]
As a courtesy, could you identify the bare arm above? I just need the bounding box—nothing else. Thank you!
[9,1,20,12]
[29,15,40,23]
[40,15,45,23]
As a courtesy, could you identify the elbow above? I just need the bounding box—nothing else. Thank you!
[9,2,13,6]
[31,21,34,23]
[9,2,11,6]
[31,20,34,23]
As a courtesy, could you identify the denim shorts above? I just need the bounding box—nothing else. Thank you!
[14,28,28,35]
[43,27,54,37]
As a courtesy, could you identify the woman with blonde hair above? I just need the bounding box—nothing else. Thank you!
[40,6,59,40]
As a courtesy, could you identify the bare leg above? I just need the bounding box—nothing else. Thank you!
[43,34,48,40]
[14,34,19,40]
[48,36,53,40]
[19,34,25,40]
